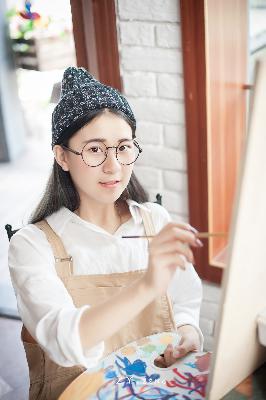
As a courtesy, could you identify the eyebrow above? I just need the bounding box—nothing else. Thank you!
[81,138,132,145]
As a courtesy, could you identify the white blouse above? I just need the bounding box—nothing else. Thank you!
[8,200,203,370]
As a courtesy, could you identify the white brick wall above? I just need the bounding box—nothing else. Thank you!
[120,22,155,46]
[116,0,186,222]
[123,72,156,97]
[115,0,221,350]
[117,0,180,22]
[157,73,184,99]
[121,46,183,73]
[165,124,186,150]
[135,122,163,145]
[156,24,181,48]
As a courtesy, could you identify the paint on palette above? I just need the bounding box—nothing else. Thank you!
[92,360,205,399]
[121,346,136,356]
[184,353,212,372]
[141,344,157,353]
[195,353,211,372]
[87,333,211,400]
[95,369,200,399]
[166,368,208,397]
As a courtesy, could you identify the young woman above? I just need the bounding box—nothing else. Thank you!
[8,67,204,400]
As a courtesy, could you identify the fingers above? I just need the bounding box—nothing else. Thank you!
[153,240,195,264]
[163,343,175,366]
[154,336,200,368]
[154,344,175,368]
[173,335,198,358]
[148,222,204,269]
[154,343,185,368]
[185,223,199,234]
[162,221,198,235]
[154,355,167,368]
[154,253,187,270]
[156,224,196,246]
[151,222,203,248]
[145,221,203,295]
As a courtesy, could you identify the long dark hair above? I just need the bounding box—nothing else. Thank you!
[29,108,149,224]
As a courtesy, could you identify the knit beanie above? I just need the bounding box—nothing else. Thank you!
[51,67,136,147]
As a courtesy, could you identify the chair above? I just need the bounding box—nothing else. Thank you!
[5,224,19,241]
[5,194,162,241]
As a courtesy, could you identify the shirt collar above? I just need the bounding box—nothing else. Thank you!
[126,199,151,224]
[46,200,150,236]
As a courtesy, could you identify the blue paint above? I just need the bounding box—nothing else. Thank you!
[105,369,117,379]
[115,355,147,377]
[184,362,197,369]
[145,373,160,383]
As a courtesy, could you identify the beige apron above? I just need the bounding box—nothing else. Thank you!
[22,208,176,400]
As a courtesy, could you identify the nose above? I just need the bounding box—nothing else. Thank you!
[102,147,121,173]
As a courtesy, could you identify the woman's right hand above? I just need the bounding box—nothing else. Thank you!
[142,222,203,297]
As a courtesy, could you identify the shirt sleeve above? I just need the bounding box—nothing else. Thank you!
[146,202,204,350]
[8,224,104,369]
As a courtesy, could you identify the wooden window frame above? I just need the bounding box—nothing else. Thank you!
[70,0,121,90]
[179,0,222,283]
[180,0,247,284]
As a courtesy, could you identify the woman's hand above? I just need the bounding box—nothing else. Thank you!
[142,222,203,297]
[154,325,201,368]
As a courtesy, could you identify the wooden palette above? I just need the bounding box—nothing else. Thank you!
[59,332,211,400]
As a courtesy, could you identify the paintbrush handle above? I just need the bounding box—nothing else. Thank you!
[121,232,227,239]
[196,232,227,238]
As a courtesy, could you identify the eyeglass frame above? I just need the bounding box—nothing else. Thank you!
[61,139,142,167]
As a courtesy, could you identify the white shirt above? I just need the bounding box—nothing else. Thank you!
[8,200,203,369]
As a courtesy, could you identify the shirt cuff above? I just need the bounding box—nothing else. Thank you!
[57,304,105,369]
[175,317,204,351]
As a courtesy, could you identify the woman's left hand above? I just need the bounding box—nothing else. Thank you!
[154,325,201,368]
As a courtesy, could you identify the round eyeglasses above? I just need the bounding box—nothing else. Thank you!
[61,139,142,167]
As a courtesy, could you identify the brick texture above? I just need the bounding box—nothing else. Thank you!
[117,0,180,22]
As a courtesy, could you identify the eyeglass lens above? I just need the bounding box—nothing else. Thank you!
[82,140,140,167]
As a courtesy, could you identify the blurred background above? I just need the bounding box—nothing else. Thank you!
[0,0,266,398]
[0,1,76,397]
[0,0,75,312]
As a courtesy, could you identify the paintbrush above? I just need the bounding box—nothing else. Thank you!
[122,232,227,239]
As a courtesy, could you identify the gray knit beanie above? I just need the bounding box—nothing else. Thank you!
[51,67,136,147]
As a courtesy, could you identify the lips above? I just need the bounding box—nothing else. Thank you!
[100,180,120,184]
[99,180,120,188]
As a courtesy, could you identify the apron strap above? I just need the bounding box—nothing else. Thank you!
[35,220,73,278]
[139,207,156,244]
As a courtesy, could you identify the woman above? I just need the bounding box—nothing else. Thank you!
[8,67,204,400]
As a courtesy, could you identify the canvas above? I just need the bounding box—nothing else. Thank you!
[206,58,266,399]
